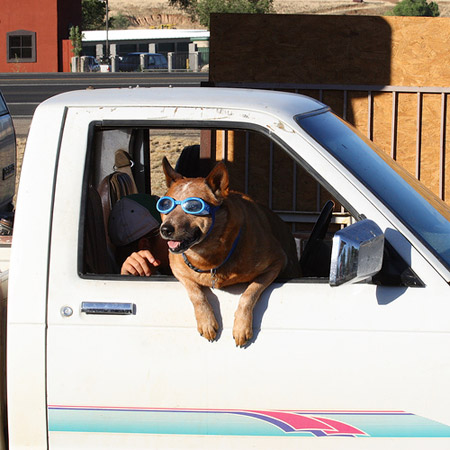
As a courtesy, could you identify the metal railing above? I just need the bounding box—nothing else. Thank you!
[166,52,208,72]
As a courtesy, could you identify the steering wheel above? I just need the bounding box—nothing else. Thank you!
[300,200,335,277]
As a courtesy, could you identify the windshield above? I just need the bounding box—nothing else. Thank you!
[296,111,450,272]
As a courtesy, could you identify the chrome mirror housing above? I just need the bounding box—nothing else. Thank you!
[329,219,384,287]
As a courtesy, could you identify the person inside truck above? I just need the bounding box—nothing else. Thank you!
[108,194,171,276]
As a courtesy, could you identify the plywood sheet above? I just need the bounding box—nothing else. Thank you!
[210,14,450,87]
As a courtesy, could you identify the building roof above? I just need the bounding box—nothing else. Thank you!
[82,29,210,42]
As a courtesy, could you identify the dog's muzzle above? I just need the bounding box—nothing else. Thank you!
[160,223,203,253]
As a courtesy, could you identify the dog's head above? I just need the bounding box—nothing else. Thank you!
[158,157,229,254]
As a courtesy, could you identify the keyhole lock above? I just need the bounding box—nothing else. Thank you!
[61,306,73,317]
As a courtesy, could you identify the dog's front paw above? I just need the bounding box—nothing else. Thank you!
[233,315,253,347]
[196,310,219,342]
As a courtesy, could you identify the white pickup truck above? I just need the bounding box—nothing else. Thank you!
[3,87,450,449]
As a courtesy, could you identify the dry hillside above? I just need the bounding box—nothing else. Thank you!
[108,0,450,28]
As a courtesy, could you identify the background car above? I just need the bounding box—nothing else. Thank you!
[84,56,101,72]
[118,52,168,72]
[0,90,16,217]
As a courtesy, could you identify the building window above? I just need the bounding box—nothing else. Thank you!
[7,30,36,63]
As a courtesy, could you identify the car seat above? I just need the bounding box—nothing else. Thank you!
[84,185,114,274]
[98,149,138,243]
[84,149,139,274]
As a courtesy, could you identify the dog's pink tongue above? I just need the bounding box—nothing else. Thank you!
[168,240,181,250]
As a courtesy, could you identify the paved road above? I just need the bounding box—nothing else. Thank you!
[0,72,209,136]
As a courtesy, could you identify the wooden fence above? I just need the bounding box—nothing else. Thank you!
[211,82,450,203]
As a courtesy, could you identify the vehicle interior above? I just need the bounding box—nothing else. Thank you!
[80,124,419,286]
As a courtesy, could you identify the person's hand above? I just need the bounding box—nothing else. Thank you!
[121,250,161,276]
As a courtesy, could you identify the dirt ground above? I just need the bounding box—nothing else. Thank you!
[14,139,26,205]
[149,130,201,196]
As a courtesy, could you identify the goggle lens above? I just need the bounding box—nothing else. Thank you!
[183,198,204,213]
[156,197,175,213]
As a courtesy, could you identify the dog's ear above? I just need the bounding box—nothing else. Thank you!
[205,162,229,199]
[162,156,183,187]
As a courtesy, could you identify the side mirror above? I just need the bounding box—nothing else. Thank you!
[329,219,384,287]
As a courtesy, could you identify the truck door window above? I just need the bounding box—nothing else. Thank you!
[80,126,353,280]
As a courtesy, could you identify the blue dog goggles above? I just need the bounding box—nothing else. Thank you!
[156,196,217,216]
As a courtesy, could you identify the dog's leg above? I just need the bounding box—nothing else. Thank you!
[233,264,283,347]
[183,279,219,341]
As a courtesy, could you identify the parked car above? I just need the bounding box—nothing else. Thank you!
[99,63,111,73]
[0,90,16,216]
[118,52,168,72]
[97,56,111,72]
[84,56,100,72]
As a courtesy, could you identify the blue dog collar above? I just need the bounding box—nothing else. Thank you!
[182,228,242,289]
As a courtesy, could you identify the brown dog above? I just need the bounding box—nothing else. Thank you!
[159,157,301,346]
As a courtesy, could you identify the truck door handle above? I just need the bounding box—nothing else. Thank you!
[81,302,135,315]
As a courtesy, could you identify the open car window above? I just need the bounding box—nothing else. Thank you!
[80,125,355,280]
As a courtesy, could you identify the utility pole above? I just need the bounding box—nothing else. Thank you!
[105,0,109,63]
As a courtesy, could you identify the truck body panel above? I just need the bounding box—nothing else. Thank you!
[7,88,450,448]
[7,102,67,450]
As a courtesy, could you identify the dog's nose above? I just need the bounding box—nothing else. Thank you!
[160,222,175,238]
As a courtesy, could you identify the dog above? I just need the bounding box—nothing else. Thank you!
[158,157,301,346]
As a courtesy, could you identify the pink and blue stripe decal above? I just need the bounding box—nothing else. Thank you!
[48,406,450,438]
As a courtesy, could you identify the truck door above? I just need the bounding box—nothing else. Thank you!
[46,114,450,449]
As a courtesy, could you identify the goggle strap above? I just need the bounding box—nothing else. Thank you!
[204,207,217,238]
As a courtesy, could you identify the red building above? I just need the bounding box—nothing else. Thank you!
[0,0,82,72]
